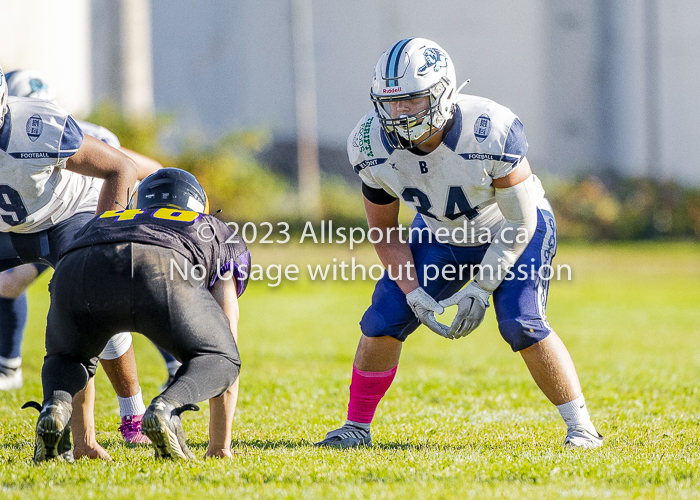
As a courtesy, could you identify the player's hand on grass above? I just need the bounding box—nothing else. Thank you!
[439,281,491,339]
[406,287,450,338]
[205,448,233,459]
[73,441,113,461]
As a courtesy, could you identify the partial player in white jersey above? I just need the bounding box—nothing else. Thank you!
[316,38,602,450]
[0,70,171,447]
[0,64,143,459]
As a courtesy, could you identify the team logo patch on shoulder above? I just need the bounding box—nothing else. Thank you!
[417,48,448,76]
[26,115,43,142]
[474,114,491,143]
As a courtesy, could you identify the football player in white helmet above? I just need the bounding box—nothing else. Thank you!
[5,69,57,102]
[316,38,602,450]
[0,63,157,458]
[370,41,457,149]
[0,68,167,446]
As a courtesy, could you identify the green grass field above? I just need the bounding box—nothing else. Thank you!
[1,242,699,499]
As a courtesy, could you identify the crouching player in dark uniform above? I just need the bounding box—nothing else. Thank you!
[25,168,250,461]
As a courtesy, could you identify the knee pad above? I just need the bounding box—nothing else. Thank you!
[99,332,133,360]
[498,319,552,352]
[359,307,418,342]
[360,308,388,337]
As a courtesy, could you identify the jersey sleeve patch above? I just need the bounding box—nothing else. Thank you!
[354,157,387,174]
[58,115,84,159]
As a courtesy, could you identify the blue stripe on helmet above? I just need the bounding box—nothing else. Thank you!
[386,38,412,87]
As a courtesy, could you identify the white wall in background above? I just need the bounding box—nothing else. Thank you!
[2,0,92,117]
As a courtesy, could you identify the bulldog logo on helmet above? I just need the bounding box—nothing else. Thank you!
[417,48,447,76]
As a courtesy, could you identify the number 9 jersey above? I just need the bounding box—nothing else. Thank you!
[348,94,546,246]
[0,97,100,233]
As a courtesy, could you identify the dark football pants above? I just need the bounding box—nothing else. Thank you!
[42,242,241,407]
[0,212,94,272]
[0,213,92,363]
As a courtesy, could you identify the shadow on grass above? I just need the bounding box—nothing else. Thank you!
[370,442,486,452]
[94,434,552,455]
[187,438,313,451]
[0,440,26,449]
[191,439,489,453]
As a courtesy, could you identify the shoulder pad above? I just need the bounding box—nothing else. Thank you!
[347,110,390,171]
[76,120,120,149]
[2,97,80,160]
[447,95,520,156]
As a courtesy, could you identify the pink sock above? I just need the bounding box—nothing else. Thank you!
[347,365,398,424]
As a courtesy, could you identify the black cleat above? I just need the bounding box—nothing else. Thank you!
[23,398,74,463]
[315,423,372,448]
[141,398,199,460]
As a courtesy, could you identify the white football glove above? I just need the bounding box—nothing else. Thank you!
[405,287,450,338]
[439,281,491,339]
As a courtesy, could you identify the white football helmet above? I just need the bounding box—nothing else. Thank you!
[0,65,7,128]
[5,69,57,102]
[371,38,457,149]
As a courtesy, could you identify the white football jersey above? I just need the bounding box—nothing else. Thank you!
[348,94,545,246]
[0,97,101,233]
[76,119,120,149]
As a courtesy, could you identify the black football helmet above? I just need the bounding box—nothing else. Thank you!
[131,168,209,214]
